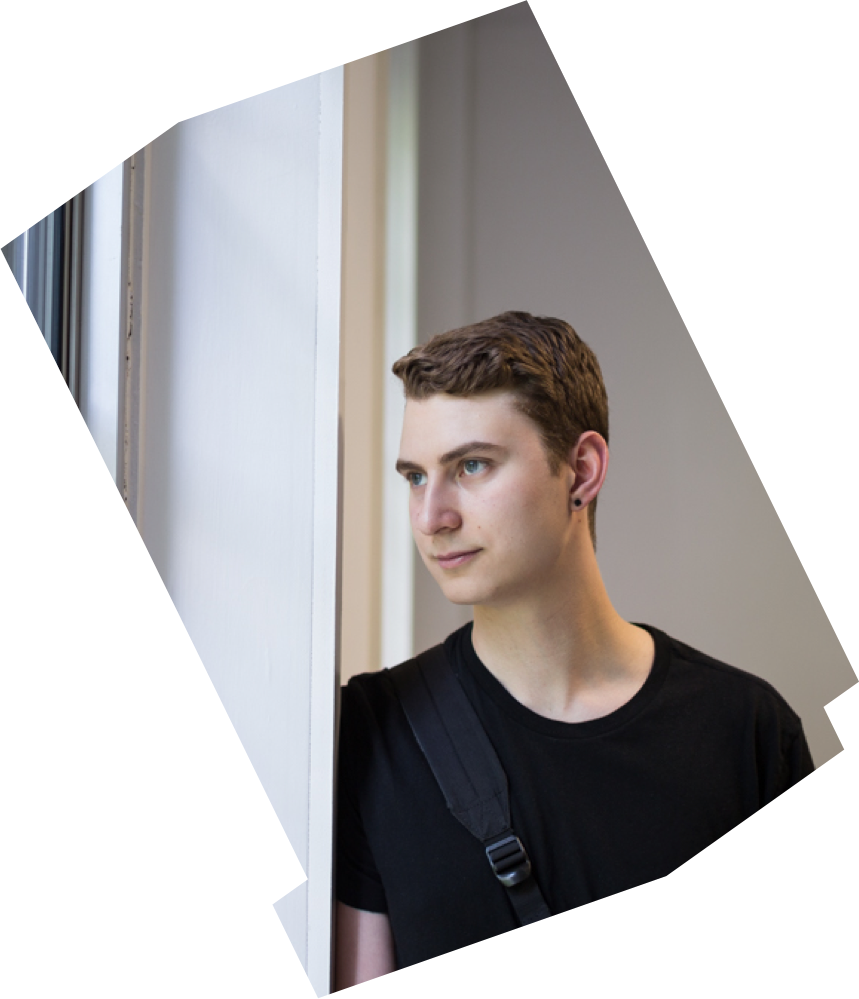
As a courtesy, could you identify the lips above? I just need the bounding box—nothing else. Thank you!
[435,548,480,562]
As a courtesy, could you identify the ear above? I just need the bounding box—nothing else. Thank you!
[567,431,608,512]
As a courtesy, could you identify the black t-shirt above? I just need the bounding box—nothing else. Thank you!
[336,623,814,969]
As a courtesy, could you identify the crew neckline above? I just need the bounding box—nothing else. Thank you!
[444,621,671,740]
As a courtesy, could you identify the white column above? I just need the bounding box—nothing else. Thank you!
[122,73,343,996]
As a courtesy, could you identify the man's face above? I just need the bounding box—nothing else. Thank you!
[397,390,575,608]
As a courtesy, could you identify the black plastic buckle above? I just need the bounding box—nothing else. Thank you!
[485,834,532,887]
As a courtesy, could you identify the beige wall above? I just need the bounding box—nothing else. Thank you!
[339,54,387,684]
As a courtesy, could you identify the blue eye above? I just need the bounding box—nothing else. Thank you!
[404,462,485,485]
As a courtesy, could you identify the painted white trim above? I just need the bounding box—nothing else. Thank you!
[118,148,151,525]
[381,40,419,670]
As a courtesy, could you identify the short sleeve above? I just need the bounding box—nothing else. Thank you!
[335,682,388,913]
[758,697,815,805]
[784,725,815,788]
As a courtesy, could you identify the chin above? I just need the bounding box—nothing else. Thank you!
[441,589,478,606]
[436,575,494,607]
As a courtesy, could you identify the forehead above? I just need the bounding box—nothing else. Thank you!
[399,390,539,458]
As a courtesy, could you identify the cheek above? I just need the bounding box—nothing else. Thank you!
[408,489,427,530]
[477,486,542,543]
[490,483,566,551]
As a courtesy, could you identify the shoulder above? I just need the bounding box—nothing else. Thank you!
[342,655,419,716]
[652,625,805,736]
[340,668,398,747]
[340,651,437,750]
[662,629,797,706]
[343,642,449,715]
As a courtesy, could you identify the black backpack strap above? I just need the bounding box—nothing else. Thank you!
[390,644,551,926]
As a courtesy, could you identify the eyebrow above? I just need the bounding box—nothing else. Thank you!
[395,441,507,475]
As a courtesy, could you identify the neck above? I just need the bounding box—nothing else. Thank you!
[471,538,654,723]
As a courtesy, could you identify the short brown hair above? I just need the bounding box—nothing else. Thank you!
[392,311,609,546]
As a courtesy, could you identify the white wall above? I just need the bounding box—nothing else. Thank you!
[126,73,342,994]
[415,4,855,766]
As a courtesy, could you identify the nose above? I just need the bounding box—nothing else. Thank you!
[413,475,462,536]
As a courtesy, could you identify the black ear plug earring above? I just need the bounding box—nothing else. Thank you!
[573,498,582,508]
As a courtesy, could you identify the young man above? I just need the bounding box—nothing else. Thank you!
[334,312,813,988]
